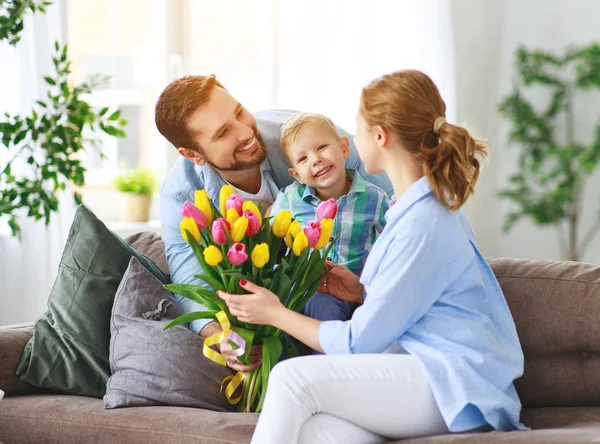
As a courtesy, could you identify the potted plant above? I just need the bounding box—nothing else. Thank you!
[498,43,600,261]
[113,166,158,223]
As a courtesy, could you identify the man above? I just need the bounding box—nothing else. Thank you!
[155,75,391,372]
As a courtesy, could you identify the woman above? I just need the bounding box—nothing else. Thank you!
[218,70,526,443]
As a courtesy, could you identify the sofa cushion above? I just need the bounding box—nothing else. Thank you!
[15,205,170,398]
[3,396,600,444]
[124,231,169,274]
[0,326,36,396]
[104,257,235,411]
[488,258,600,408]
[0,395,257,444]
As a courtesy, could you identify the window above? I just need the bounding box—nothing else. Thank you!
[66,0,172,187]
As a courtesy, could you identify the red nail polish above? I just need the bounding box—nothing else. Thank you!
[240,279,247,286]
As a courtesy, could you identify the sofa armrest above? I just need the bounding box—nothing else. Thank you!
[0,324,38,395]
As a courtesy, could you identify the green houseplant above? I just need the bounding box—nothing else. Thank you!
[113,166,158,222]
[0,1,127,237]
[499,43,600,261]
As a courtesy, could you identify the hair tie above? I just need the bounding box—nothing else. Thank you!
[433,117,446,134]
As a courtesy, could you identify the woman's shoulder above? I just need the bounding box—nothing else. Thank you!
[391,198,475,260]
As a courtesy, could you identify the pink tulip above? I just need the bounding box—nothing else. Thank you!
[304,221,322,248]
[226,194,244,216]
[316,198,338,221]
[180,202,209,230]
[212,218,230,245]
[227,243,248,266]
[244,210,260,236]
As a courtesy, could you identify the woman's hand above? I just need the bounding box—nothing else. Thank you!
[318,262,365,304]
[217,280,284,325]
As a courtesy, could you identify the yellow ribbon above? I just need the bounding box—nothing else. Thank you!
[202,310,231,367]
[202,310,248,405]
[220,371,248,405]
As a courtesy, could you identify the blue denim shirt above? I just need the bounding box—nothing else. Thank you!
[318,177,527,432]
[160,109,392,334]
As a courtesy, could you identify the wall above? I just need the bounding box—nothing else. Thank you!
[453,0,600,263]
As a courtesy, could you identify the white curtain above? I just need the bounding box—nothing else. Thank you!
[187,0,455,132]
[0,0,76,325]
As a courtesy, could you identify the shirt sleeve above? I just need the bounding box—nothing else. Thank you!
[160,188,213,335]
[318,233,470,354]
[269,189,289,216]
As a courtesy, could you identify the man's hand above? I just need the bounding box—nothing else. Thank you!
[199,321,262,372]
[317,262,364,304]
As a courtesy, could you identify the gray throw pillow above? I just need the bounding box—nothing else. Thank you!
[104,257,235,411]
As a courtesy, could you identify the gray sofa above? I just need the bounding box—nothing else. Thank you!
[2,232,600,443]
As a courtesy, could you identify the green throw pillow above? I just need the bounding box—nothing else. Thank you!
[15,205,169,398]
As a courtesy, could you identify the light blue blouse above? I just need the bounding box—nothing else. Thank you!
[318,177,526,432]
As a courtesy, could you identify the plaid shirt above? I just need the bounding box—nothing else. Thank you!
[270,170,390,274]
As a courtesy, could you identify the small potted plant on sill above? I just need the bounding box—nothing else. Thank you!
[113,166,158,223]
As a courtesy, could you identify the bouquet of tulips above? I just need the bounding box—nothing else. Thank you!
[162,185,338,412]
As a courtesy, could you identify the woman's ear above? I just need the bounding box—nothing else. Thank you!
[177,147,206,166]
[339,136,350,159]
[374,125,389,149]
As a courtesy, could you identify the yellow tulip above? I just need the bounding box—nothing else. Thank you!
[219,185,236,216]
[292,231,309,256]
[314,218,334,250]
[203,245,223,266]
[250,243,270,268]
[242,200,262,225]
[285,220,301,249]
[180,217,201,244]
[226,207,240,226]
[231,216,249,242]
[272,210,292,238]
[195,189,213,225]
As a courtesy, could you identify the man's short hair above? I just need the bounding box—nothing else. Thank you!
[280,112,340,156]
[155,75,225,150]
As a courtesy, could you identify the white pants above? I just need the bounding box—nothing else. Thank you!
[251,354,450,444]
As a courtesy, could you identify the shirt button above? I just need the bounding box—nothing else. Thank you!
[329,237,333,242]
[327,257,332,261]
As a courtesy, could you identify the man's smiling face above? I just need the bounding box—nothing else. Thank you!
[183,87,266,172]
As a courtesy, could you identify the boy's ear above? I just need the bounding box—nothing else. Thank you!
[340,136,350,159]
[288,167,303,184]
[178,147,206,166]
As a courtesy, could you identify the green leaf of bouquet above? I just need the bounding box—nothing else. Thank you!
[193,273,226,292]
[283,335,300,358]
[275,272,292,304]
[290,279,322,313]
[162,310,219,330]
[289,248,310,282]
[227,277,238,293]
[221,269,252,280]
[302,250,328,288]
[195,287,228,310]
[163,283,221,311]
[257,336,282,412]
[185,229,221,282]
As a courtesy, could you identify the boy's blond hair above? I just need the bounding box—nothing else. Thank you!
[280,112,340,156]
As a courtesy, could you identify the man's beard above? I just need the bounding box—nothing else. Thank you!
[204,129,267,172]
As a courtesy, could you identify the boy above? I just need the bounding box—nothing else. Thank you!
[270,112,390,321]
